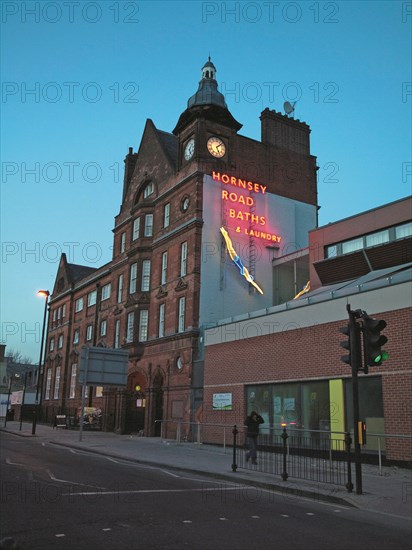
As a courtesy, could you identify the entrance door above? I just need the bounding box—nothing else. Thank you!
[124,392,145,434]
[125,373,146,434]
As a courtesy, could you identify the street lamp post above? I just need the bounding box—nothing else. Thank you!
[32,289,50,435]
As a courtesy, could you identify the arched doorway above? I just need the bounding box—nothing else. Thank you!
[125,372,146,434]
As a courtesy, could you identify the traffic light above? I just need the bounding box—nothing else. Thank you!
[339,324,351,365]
[339,320,361,368]
[363,316,388,369]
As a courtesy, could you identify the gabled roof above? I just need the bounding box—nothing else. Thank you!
[51,253,99,298]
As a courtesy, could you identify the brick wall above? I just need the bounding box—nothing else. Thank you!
[204,307,412,462]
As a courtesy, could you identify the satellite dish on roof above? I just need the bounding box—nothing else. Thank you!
[283,101,296,116]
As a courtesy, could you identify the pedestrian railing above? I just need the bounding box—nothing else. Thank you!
[233,425,350,488]
[155,419,411,489]
[155,419,234,450]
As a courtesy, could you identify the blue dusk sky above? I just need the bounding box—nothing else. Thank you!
[1,0,411,361]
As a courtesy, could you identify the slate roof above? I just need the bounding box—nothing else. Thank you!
[157,129,178,167]
[67,263,98,284]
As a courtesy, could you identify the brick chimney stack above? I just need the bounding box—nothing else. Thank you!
[260,108,311,155]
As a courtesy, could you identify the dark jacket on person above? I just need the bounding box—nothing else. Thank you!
[245,412,264,438]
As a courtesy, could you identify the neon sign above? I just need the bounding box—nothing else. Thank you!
[212,172,267,194]
[220,227,264,295]
[212,171,282,244]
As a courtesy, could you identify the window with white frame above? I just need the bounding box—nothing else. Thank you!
[126,312,134,343]
[45,369,52,400]
[159,303,165,338]
[87,290,97,307]
[120,232,126,253]
[62,304,66,318]
[58,335,63,349]
[180,241,187,276]
[49,338,55,352]
[57,307,61,321]
[139,310,148,342]
[129,263,137,293]
[163,203,170,228]
[100,320,107,337]
[69,364,77,399]
[52,309,57,323]
[141,260,151,291]
[133,217,140,240]
[143,181,154,198]
[117,274,123,303]
[75,297,83,312]
[86,325,93,341]
[54,367,61,400]
[161,252,167,285]
[101,283,111,301]
[178,297,185,333]
[144,214,153,237]
[73,329,79,344]
[115,320,120,348]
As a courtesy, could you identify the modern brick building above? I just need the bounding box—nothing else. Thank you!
[43,58,319,435]
[203,197,412,462]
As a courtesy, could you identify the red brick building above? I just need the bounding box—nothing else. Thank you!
[203,197,412,462]
[42,58,320,435]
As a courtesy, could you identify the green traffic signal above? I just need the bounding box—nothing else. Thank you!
[374,350,389,364]
[363,316,388,367]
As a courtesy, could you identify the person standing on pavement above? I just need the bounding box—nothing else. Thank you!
[245,411,264,465]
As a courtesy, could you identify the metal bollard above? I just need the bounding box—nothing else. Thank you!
[232,425,238,472]
[281,427,289,481]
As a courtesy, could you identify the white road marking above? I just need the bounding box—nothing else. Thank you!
[102,528,112,532]
[251,515,260,519]
[334,509,341,513]
[159,469,180,478]
[46,469,106,490]
[63,486,241,497]
[6,458,25,467]
[183,520,192,524]
[306,512,315,516]
[55,534,65,538]
[281,514,289,517]
[219,517,228,521]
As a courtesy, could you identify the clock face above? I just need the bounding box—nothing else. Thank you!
[207,136,226,158]
[184,138,195,160]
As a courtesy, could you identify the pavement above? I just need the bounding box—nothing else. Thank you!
[1,420,411,521]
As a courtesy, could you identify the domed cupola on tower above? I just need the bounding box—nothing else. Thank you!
[187,57,227,109]
[173,57,242,135]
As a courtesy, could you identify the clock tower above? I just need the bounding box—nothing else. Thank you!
[173,57,242,171]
